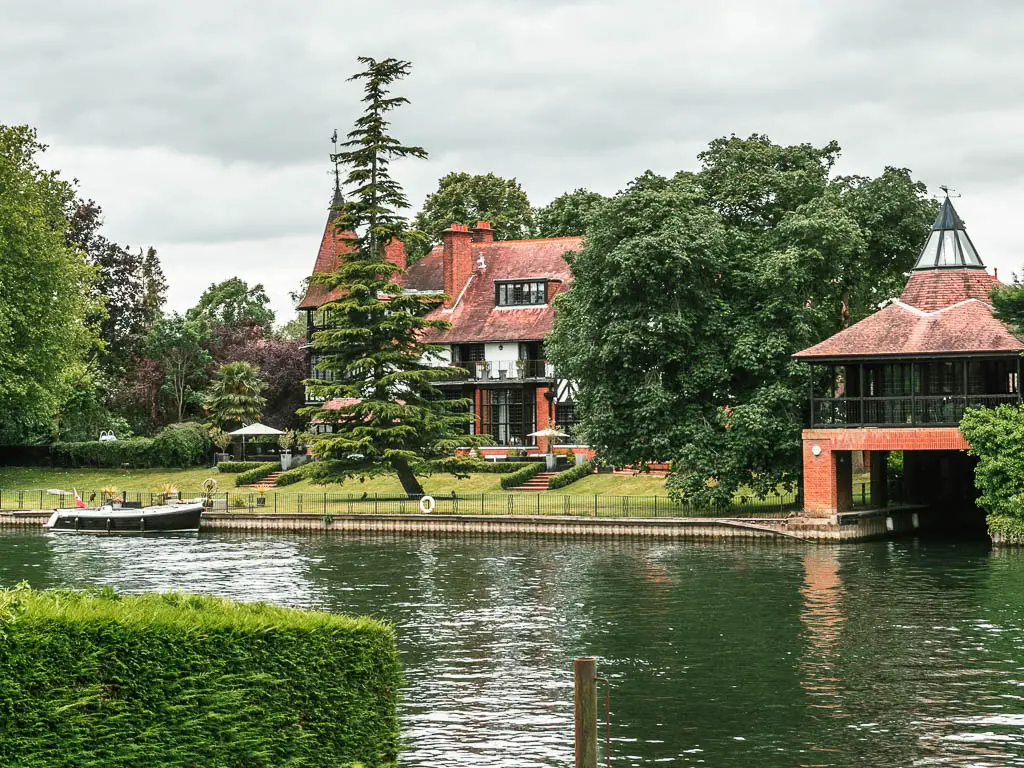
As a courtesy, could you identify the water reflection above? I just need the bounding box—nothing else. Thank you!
[2,533,1024,766]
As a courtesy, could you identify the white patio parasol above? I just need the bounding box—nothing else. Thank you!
[229,423,285,460]
[527,427,569,454]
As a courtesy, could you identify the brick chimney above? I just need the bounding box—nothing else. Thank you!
[384,238,407,287]
[442,223,473,308]
[471,221,495,243]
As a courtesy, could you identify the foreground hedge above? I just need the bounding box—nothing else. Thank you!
[276,463,313,486]
[216,460,267,474]
[499,461,543,489]
[0,586,400,767]
[548,459,595,490]
[430,457,534,475]
[52,423,212,469]
[235,461,279,487]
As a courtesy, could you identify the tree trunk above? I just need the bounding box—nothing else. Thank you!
[391,456,424,496]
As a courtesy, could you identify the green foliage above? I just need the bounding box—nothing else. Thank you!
[216,460,267,474]
[0,586,400,768]
[960,405,1024,531]
[985,514,1024,543]
[547,459,595,490]
[549,135,937,506]
[276,462,313,486]
[146,315,213,423]
[149,422,212,468]
[234,462,279,487]
[0,125,100,443]
[533,188,607,238]
[500,462,543,489]
[204,361,266,430]
[430,458,527,474]
[991,279,1024,334]
[411,171,533,261]
[186,276,275,329]
[303,57,485,496]
[52,437,155,468]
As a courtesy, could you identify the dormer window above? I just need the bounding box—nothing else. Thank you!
[496,280,548,307]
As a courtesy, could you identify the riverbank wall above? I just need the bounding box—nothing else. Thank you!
[0,506,927,542]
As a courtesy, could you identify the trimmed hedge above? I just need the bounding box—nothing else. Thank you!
[430,457,535,475]
[0,586,400,768]
[52,423,211,469]
[216,460,268,474]
[235,462,279,487]
[276,463,313,487]
[548,459,595,490]
[500,461,544,489]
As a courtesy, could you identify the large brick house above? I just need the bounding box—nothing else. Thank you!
[297,191,583,451]
[793,196,1022,518]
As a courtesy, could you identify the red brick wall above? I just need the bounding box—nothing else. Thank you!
[802,427,971,517]
[384,238,406,287]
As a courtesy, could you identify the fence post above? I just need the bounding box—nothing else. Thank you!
[481,493,485,515]
[594,495,598,517]
[574,657,598,768]
[374,494,379,515]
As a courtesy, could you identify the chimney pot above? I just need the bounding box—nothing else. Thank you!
[442,225,474,307]
[471,220,496,243]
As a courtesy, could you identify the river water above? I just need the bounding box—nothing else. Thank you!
[1,531,1023,767]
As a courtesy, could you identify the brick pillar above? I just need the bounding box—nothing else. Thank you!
[869,450,888,508]
[535,387,550,452]
[803,436,838,518]
[835,451,853,513]
[474,388,483,438]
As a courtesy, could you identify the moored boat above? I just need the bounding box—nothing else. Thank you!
[44,502,204,534]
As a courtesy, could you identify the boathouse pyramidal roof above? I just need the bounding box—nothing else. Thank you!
[795,196,1023,360]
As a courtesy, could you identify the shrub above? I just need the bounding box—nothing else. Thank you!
[51,437,154,468]
[0,586,400,767]
[150,422,212,468]
[547,459,595,490]
[216,460,267,474]
[235,462,279,487]
[500,461,543,489]
[430,457,529,475]
[960,405,1024,532]
[276,463,313,487]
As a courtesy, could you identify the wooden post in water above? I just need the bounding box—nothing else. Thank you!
[574,657,598,768]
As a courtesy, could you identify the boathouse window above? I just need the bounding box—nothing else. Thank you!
[496,280,547,307]
[480,388,536,445]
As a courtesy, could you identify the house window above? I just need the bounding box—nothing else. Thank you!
[309,354,337,383]
[454,344,485,363]
[555,401,579,444]
[496,281,548,307]
[480,389,536,445]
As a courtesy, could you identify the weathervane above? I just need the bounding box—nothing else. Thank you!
[937,184,961,200]
[330,129,341,195]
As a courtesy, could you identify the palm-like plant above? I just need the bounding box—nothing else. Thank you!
[204,361,267,431]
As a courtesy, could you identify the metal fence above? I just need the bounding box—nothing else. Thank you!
[0,488,801,519]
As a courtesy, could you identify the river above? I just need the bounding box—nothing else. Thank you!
[1,531,1022,767]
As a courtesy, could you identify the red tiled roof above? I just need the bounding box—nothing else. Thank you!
[794,298,1024,359]
[421,236,581,343]
[405,246,444,292]
[900,268,1000,311]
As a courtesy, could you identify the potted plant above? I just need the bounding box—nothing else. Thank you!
[100,485,118,507]
[211,428,232,463]
[159,483,178,505]
[279,430,296,471]
[256,487,267,507]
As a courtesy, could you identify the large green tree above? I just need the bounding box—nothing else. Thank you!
[204,361,266,430]
[548,135,936,505]
[0,125,99,443]
[533,188,607,238]
[410,171,533,261]
[145,315,213,424]
[304,57,482,495]
[186,277,275,329]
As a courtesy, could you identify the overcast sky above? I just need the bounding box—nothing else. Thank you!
[5,0,1024,322]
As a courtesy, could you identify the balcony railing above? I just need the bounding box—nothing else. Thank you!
[446,359,555,382]
[812,393,1021,428]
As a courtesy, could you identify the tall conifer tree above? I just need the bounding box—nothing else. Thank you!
[304,57,481,495]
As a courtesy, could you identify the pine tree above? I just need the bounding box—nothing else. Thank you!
[304,57,482,495]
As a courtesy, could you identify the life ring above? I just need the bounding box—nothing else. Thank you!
[419,495,435,514]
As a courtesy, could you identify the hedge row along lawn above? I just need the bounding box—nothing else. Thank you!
[0,586,401,768]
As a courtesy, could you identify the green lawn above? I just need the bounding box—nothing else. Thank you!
[0,467,219,494]
[552,472,669,496]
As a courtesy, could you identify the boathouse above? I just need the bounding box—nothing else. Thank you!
[794,196,1023,520]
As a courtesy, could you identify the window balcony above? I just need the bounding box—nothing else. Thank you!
[812,393,1021,428]
[446,359,554,382]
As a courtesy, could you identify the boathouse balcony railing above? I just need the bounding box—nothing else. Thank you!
[446,359,555,382]
[811,393,1021,428]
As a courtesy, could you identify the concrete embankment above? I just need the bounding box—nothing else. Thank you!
[0,506,928,542]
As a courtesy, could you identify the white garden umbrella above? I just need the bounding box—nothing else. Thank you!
[527,427,569,455]
[229,423,284,460]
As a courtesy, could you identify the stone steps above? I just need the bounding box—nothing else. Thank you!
[513,472,558,492]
